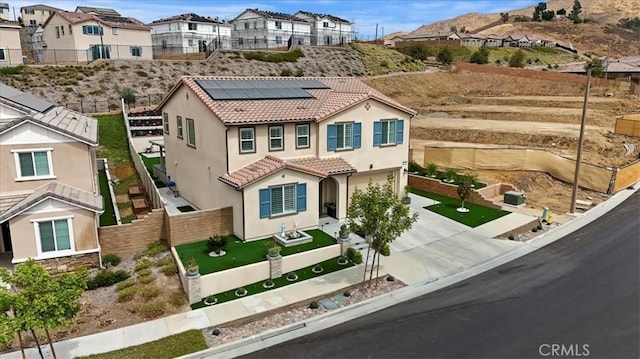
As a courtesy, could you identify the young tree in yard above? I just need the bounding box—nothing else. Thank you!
[0,276,19,354]
[2,260,88,359]
[569,0,582,23]
[586,58,605,77]
[437,47,453,65]
[509,49,526,68]
[456,173,475,212]
[347,175,418,286]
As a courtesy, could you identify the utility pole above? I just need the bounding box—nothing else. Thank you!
[569,68,591,214]
[603,44,610,80]
[375,23,378,41]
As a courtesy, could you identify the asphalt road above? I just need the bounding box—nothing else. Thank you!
[244,192,640,359]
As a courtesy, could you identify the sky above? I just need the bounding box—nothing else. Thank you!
[5,0,542,39]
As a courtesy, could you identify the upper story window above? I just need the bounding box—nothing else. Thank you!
[112,27,118,35]
[323,22,330,28]
[35,217,74,256]
[186,118,196,148]
[244,22,249,29]
[82,25,103,35]
[60,26,64,36]
[327,122,361,151]
[12,148,55,181]
[188,23,197,31]
[29,19,37,26]
[24,9,35,14]
[269,125,284,151]
[296,124,310,148]
[275,36,282,44]
[55,27,60,38]
[176,116,183,139]
[163,113,170,134]
[373,119,404,147]
[239,127,255,153]
[69,24,73,34]
[275,21,282,29]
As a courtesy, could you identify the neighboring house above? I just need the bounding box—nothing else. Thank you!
[529,37,555,48]
[41,9,151,63]
[75,6,120,17]
[0,83,103,272]
[294,11,353,46]
[0,21,22,66]
[384,33,406,47]
[20,4,63,26]
[157,76,415,241]
[31,25,45,63]
[563,59,640,83]
[504,34,532,48]
[230,8,311,50]
[149,13,232,56]
[458,33,486,47]
[0,3,9,21]
[402,31,461,42]
[483,34,503,48]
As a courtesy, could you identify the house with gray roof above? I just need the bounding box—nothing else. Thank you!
[230,8,311,49]
[149,13,233,57]
[0,82,104,272]
[294,11,353,46]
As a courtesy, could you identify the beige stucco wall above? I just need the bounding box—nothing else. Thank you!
[0,25,23,66]
[200,261,269,298]
[21,9,54,26]
[226,122,317,172]
[348,168,401,200]
[243,168,320,241]
[10,208,98,261]
[281,244,340,272]
[0,141,95,195]
[162,85,244,238]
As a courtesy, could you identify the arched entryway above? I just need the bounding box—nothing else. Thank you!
[319,177,339,219]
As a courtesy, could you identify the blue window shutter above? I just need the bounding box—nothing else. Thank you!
[353,122,362,148]
[396,119,404,144]
[82,25,87,34]
[259,188,270,218]
[373,121,382,147]
[327,124,336,151]
[296,183,307,212]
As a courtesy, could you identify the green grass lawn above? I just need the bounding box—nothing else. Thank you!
[175,229,336,275]
[98,169,117,226]
[139,154,166,188]
[75,329,207,359]
[411,188,510,228]
[95,114,131,168]
[191,256,354,309]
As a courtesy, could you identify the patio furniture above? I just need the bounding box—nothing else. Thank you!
[166,179,178,197]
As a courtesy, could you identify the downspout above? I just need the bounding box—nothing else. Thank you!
[225,127,230,173]
[241,188,245,242]
[95,213,106,269]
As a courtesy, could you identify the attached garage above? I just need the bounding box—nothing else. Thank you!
[347,169,399,198]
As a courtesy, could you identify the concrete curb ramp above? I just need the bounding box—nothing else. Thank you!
[179,183,640,359]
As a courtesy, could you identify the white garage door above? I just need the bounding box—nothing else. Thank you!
[348,170,396,199]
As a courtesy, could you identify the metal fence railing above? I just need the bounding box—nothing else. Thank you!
[63,93,165,114]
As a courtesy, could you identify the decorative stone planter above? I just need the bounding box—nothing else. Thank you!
[286,273,298,282]
[337,257,349,266]
[273,230,313,247]
[235,288,247,297]
[312,265,324,274]
[208,250,226,257]
[204,296,218,306]
[263,280,275,289]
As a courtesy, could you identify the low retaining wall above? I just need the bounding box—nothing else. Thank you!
[37,252,100,274]
[98,209,165,256]
[165,207,233,247]
[408,174,502,210]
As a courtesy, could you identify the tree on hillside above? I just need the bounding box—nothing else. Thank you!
[347,175,418,286]
[532,2,547,21]
[469,45,490,64]
[618,17,640,33]
[437,47,453,65]
[1,260,88,359]
[542,10,556,21]
[450,26,457,33]
[569,0,583,23]
[509,49,526,68]
[556,8,567,16]
[500,12,510,23]
[586,58,605,78]
[407,44,428,61]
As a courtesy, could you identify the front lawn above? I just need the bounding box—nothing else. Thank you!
[175,229,336,275]
[75,329,207,359]
[411,188,510,227]
[191,256,354,309]
[98,169,117,226]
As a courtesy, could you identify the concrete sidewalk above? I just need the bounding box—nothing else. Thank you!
[5,189,631,359]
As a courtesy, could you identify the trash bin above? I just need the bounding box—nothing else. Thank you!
[542,206,549,220]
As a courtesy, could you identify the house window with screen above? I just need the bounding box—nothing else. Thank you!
[296,124,309,148]
[271,184,296,215]
[176,116,183,139]
[163,113,170,134]
[269,125,283,151]
[239,128,255,153]
[186,118,196,147]
[36,218,73,255]
[13,149,54,180]
[130,47,142,57]
[336,122,353,149]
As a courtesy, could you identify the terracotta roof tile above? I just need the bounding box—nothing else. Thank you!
[173,76,416,125]
[219,155,356,189]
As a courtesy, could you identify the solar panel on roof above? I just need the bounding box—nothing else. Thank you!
[195,79,323,100]
[0,83,54,113]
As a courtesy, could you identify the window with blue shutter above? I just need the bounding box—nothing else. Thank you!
[353,123,362,148]
[396,119,404,144]
[327,124,337,151]
[296,183,307,212]
[373,121,382,147]
[259,188,270,218]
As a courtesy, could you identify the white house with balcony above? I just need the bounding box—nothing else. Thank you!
[294,11,353,46]
[230,8,310,50]
[149,13,232,57]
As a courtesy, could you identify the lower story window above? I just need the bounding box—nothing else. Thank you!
[271,184,296,215]
[130,46,142,57]
[36,218,73,254]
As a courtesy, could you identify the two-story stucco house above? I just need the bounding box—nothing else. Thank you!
[20,4,64,26]
[231,9,310,50]
[0,83,103,272]
[0,3,10,21]
[157,76,415,241]
[149,13,232,57]
[0,20,22,66]
[41,8,151,63]
[293,11,353,46]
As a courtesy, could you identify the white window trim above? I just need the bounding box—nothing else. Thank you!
[381,119,397,146]
[239,128,255,153]
[186,118,196,147]
[269,125,284,151]
[296,124,310,148]
[11,148,56,181]
[270,184,297,216]
[31,215,76,259]
[0,48,7,62]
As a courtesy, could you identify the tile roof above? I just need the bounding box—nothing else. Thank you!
[0,182,103,223]
[167,76,415,125]
[75,6,120,17]
[219,155,356,189]
[0,106,98,145]
[46,10,148,30]
[20,4,63,12]
[0,194,28,214]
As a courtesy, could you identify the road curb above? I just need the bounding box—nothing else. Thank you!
[179,184,640,359]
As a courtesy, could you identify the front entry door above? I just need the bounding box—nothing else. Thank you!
[1,223,12,252]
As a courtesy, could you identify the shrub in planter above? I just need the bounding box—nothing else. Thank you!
[87,269,130,290]
[134,259,152,272]
[339,224,350,239]
[444,168,458,183]
[267,240,281,257]
[116,278,136,290]
[286,272,299,281]
[532,227,539,232]
[140,285,162,300]
[212,328,221,336]
[161,263,178,276]
[263,279,275,289]
[235,287,248,297]
[337,256,349,265]
[343,290,352,297]
[168,292,187,307]
[309,301,319,309]
[425,163,438,177]
[204,295,218,306]
[117,286,138,302]
[206,235,228,255]
[102,253,121,266]
[312,264,324,274]
[139,301,166,319]
[186,257,199,277]
[346,247,363,264]
[386,275,396,282]
[408,160,422,173]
